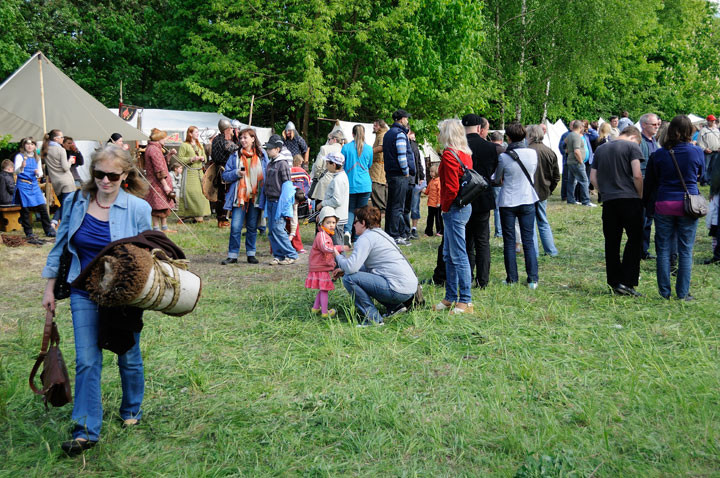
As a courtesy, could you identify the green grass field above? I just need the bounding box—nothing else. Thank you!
[1,195,719,477]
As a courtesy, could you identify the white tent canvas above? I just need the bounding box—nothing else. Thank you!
[109,108,274,145]
[688,114,705,124]
[544,119,568,174]
[328,120,376,149]
[0,52,147,142]
[423,141,440,163]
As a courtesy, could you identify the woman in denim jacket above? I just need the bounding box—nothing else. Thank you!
[41,145,151,455]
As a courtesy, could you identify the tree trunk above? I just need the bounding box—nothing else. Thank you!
[495,4,506,130]
[515,0,527,122]
[542,77,551,124]
[302,101,310,139]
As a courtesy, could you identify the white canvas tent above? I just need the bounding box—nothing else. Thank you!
[328,120,376,149]
[107,108,277,144]
[0,52,147,142]
[688,114,705,125]
[423,141,440,163]
[543,119,569,173]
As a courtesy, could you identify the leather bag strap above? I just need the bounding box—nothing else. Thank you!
[668,149,690,195]
[506,150,535,187]
[29,310,55,395]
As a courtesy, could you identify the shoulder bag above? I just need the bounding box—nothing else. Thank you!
[447,149,489,207]
[53,190,80,300]
[668,149,708,218]
[368,229,424,309]
[29,309,72,408]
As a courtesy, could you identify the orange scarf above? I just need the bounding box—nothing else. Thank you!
[237,149,264,207]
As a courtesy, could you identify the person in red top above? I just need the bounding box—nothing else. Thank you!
[306,206,348,317]
[433,119,474,314]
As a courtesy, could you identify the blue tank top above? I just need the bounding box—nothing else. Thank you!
[70,213,111,296]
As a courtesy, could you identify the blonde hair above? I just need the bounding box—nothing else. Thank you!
[82,145,148,198]
[598,122,612,141]
[353,124,365,157]
[437,119,471,155]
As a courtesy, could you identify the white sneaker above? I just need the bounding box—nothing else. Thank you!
[528,282,538,290]
[269,258,280,266]
[584,202,598,208]
[279,257,296,265]
[344,232,352,247]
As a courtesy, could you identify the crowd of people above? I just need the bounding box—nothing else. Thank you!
[5,106,714,456]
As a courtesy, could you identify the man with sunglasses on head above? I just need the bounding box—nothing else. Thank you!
[639,113,661,260]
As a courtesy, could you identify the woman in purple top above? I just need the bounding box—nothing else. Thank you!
[646,115,705,300]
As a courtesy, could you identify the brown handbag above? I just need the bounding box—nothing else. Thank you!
[29,310,72,408]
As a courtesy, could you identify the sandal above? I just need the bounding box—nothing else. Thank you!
[432,300,453,311]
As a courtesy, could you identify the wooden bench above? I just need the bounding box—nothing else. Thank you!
[0,206,22,232]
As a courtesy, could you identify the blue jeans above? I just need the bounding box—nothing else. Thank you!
[410,186,422,220]
[228,204,260,258]
[70,293,144,441]
[385,175,409,239]
[342,271,413,323]
[265,200,298,260]
[566,162,590,205]
[703,152,718,184]
[534,200,558,257]
[500,203,538,283]
[655,213,698,299]
[492,187,502,236]
[442,204,473,303]
[345,192,371,235]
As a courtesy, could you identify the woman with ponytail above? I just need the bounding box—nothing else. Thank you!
[340,124,373,245]
[42,129,76,228]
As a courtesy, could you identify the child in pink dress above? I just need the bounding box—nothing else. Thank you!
[306,207,347,317]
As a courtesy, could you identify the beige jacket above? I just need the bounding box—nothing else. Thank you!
[310,142,342,200]
[369,126,388,184]
[44,144,76,194]
[697,126,720,152]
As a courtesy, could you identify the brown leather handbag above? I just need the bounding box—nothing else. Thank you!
[29,310,72,408]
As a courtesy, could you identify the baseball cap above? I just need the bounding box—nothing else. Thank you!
[707,115,717,122]
[326,152,345,166]
[461,114,483,127]
[264,134,284,149]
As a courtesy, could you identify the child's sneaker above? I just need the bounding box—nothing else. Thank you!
[321,309,336,318]
[311,307,321,315]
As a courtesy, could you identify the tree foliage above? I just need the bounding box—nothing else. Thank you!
[1,0,720,144]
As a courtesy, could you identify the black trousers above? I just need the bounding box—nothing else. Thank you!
[465,211,491,288]
[425,206,443,235]
[385,175,408,239]
[213,186,228,222]
[18,197,53,236]
[432,210,490,287]
[602,198,643,288]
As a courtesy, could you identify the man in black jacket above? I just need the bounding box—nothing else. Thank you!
[429,114,497,287]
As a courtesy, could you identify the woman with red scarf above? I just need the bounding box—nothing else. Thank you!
[220,128,268,264]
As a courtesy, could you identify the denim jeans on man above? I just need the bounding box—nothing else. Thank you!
[655,213,698,299]
[442,204,473,303]
[70,293,144,441]
[265,199,298,260]
[342,271,413,323]
[499,203,538,283]
[228,203,260,258]
[560,158,568,201]
[385,175,409,239]
[53,191,72,222]
[533,199,558,257]
[345,192,371,236]
[601,198,643,288]
[703,151,719,184]
[410,186,422,221]
[566,161,590,205]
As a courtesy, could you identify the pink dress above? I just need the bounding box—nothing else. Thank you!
[305,229,343,291]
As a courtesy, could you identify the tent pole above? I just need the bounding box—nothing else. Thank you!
[248,95,255,126]
[38,54,47,135]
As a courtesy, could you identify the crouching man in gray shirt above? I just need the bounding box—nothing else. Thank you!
[334,205,418,327]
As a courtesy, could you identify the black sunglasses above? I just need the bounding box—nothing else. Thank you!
[92,170,123,181]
